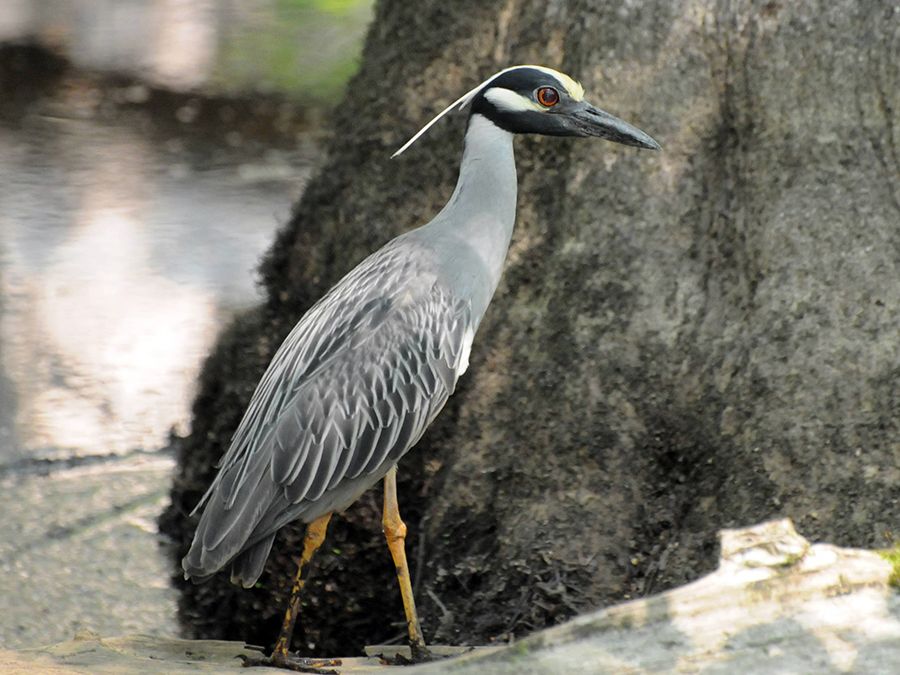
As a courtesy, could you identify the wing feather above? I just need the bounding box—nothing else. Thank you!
[343,422,380,480]
[183,236,474,583]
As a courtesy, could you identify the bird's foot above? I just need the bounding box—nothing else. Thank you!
[239,651,342,673]
[378,652,443,666]
[377,643,451,666]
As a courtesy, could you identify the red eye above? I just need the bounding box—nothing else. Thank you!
[537,87,560,107]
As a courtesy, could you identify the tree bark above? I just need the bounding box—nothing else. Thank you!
[161,0,900,656]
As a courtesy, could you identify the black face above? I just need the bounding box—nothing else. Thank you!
[468,67,660,150]
[470,67,582,136]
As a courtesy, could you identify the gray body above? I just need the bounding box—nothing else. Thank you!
[183,116,517,586]
[182,65,659,590]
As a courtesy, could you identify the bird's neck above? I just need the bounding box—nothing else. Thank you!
[447,113,518,247]
[423,113,518,322]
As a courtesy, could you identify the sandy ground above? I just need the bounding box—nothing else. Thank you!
[0,452,179,649]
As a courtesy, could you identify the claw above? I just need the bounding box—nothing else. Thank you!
[239,652,341,673]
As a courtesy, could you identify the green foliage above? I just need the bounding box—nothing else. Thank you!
[877,545,900,588]
[275,0,367,16]
[212,0,372,103]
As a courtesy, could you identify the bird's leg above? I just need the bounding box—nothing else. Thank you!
[274,513,332,660]
[382,466,435,663]
[241,513,337,672]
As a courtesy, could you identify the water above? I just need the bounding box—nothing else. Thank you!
[0,91,318,462]
[0,66,324,649]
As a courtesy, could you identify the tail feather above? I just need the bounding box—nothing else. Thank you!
[230,533,277,588]
[182,459,276,582]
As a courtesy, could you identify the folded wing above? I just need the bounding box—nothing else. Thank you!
[183,238,473,585]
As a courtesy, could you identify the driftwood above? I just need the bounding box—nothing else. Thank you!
[5,520,898,674]
[414,519,900,674]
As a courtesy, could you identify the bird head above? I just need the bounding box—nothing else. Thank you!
[393,65,660,157]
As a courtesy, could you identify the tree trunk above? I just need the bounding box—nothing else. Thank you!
[161,0,900,656]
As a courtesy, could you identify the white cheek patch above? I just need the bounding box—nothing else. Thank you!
[457,325,475,377]
[484,87,545,113]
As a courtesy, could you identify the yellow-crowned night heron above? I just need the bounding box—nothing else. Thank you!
[183,65,659,667]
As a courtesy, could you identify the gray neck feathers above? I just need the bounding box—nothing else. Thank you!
[418,114,518,326]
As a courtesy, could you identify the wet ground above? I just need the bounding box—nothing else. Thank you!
[0,48,327,648]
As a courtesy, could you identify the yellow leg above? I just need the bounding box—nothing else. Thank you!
[383,466,430,661]
[271,513,332,663]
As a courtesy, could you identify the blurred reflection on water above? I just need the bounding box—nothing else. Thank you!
[0,92,320,463]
